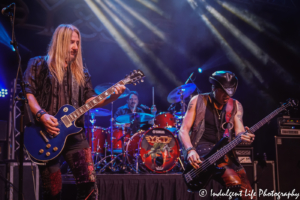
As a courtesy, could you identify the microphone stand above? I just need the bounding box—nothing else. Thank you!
[5,4,35,200]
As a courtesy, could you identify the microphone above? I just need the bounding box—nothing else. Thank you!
[1,3,15,16]
[140,104,150,110]
[185,72,194,84]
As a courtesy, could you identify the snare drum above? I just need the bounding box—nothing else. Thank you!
[85,126,108,154]
[126,127,180,173]
[154,112,177,132]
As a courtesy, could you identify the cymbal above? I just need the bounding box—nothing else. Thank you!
[167,83,196,103]
[116,112,154,123]
[174,111,186,116]
[89,108,111,117]
[94,83,131,99]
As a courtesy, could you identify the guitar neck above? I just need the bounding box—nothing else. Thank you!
[206,102,290,165]
[67,79,127,122]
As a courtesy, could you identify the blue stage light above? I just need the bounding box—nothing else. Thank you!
[0,88,8,98]
[198,68,202,73]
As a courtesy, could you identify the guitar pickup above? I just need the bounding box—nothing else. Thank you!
[39,130,49,143]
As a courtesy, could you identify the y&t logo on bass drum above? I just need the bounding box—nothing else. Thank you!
[145,136,172,144]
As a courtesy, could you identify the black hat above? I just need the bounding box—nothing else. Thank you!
[209,71,238,97]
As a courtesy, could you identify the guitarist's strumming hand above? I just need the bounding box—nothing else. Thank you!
[40,114,60,136]
[240,126,255,143]
[187,150,202,169]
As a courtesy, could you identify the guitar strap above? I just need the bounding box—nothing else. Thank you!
[223,98,234,138]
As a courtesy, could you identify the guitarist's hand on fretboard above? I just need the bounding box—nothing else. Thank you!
[110,84,126,101]
[40,114,60,136]
[239,126,255,143]
[187,150,202,169]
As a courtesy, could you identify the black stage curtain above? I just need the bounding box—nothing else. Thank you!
[97,174,222,200]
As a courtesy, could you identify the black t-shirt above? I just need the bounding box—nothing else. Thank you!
[199,95,226,144]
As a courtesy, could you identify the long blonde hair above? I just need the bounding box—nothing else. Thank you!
[47,24,85,86]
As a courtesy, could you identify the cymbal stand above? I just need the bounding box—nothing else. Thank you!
[90,112,101,161]
[180,89,186,122]
[99,102,115,173]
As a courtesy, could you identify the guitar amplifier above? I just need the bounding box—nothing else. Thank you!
[234,147,253,164]
[254,161,276,200]
[277,117,300,136]
[275,136,300,193]
[8,162,39,200]
[0,164,6,200]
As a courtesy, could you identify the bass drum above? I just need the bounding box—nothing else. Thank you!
[126,127,180,173]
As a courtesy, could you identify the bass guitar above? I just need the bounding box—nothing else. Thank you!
[183,99,298,192]
[24,70,145,162]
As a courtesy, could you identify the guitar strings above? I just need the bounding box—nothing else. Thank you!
[187,104,288,179]
[187,136,242,178]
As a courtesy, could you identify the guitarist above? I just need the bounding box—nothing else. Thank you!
[24,24,126,200]
[179,71,255,199]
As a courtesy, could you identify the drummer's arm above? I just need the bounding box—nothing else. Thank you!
[86,85,126,108]
[179,96,197,150]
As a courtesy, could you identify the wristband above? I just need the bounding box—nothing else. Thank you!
[36,109,47,122]
[186,147,196,153]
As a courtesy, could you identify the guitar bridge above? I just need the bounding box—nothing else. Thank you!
[61,115,72,128]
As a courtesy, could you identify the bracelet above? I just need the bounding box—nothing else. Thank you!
[186,147,196,153]
[36,109,47,122]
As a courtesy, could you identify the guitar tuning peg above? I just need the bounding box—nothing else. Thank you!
[133,83,137,86]
[141,79,144,82]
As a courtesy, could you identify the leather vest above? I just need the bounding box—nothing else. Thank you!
[180,93,237,159]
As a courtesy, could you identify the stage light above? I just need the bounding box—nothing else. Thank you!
[0,89,8,98]
[84,0,169,97]
[198,68,202,73]
[215,0,299,56]
[0,23,14,51]
[116,0,197,65]
[97,0,182,86]
[136,0,170,19]
[199,0,294,86]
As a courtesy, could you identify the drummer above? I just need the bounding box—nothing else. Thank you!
[114,91,157,133]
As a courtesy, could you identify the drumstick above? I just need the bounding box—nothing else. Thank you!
[152,87,154,105]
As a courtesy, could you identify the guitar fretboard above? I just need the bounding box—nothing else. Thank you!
[66,79,127,122]
[198,102,291,173]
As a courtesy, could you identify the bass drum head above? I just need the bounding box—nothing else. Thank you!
[126,128,180,173]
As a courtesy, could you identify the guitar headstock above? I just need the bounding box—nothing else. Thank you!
[124,70,145,86]
[283,98,299,109]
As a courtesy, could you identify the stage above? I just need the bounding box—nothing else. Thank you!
[61,174,218,200]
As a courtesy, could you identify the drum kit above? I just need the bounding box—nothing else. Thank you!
[85,82,197,173]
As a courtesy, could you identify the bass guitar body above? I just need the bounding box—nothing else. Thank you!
[24,105,82,162]
[182,138,230,192]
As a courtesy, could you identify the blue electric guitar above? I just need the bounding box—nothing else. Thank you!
[24,70,145,162]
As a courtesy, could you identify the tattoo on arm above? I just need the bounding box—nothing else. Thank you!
[237,102,243,123]
[188,103,193,111]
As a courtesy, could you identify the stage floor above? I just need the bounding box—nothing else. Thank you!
[61,174,220,200]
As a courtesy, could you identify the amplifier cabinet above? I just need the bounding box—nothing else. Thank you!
[275,136,300,194]
[9,162,39,200]
[0,164,6,200]
[254,161,276,200]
